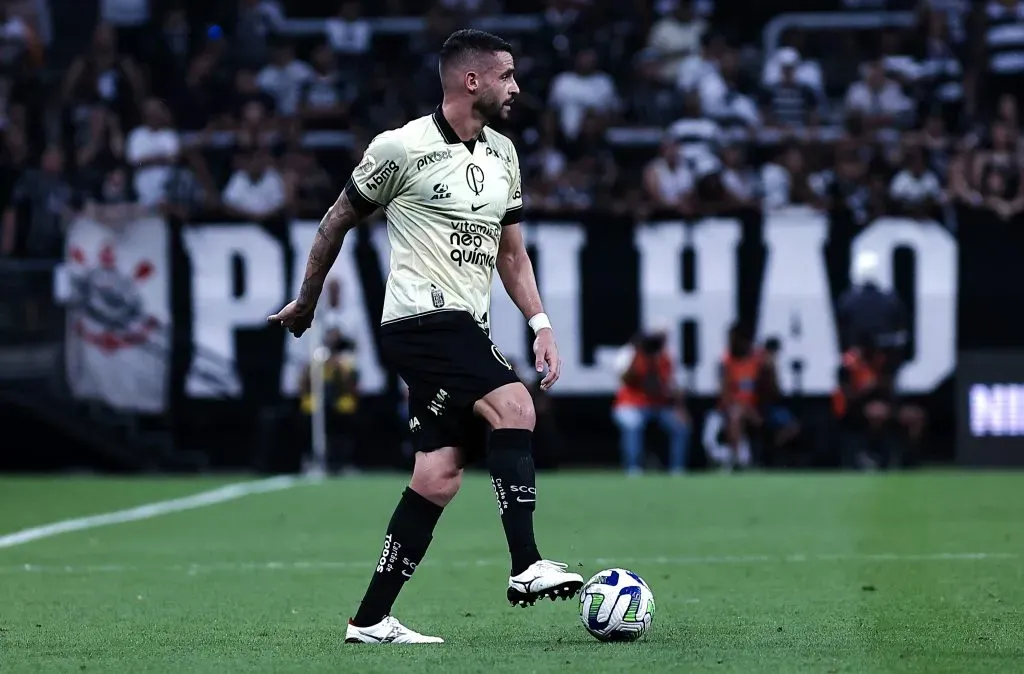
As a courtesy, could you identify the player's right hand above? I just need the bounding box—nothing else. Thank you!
[267,300,314,337]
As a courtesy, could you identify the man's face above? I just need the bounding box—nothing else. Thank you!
[473,50,519,123]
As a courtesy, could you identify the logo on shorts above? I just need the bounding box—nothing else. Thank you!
[430,284,445,308]
[427,389,449,416]
[491,344,512,371]
[409,416,421,432]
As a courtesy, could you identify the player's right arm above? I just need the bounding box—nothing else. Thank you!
[269,131,407,337]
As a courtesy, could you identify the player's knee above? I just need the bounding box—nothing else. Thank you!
[410,449,463,507]
[474,383,536,431]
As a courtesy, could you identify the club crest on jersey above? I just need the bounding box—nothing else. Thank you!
[353,153,377,178]
[430,284,445,308]
[416,148,453,171]
[466,164,485,195]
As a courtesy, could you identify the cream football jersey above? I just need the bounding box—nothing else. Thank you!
[347,107,524,330]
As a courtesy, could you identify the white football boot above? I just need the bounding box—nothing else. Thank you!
[344,616,444,644]
[507,559,585,607]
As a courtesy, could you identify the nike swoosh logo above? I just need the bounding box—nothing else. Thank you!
[517,497,535,503]
[471,203,487,212]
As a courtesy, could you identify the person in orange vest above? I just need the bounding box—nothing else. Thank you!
[715,323,764,470]
[611,327,690,475]
[833,333,896,469]
[833,332,926,469]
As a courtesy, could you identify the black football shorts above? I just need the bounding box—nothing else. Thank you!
[379,310,522,461]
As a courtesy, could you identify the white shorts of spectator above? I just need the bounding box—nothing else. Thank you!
[702,409,752,469]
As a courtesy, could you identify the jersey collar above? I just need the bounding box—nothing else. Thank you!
[432,105,488,145]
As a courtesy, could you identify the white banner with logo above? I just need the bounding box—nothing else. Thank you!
[181,211,957,400]
[64,215,171,412]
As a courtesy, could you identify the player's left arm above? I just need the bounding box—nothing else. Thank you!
[497,223,559,390]
[496,150,560,389]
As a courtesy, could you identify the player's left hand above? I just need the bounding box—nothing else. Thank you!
[268,299,314,337]
[533,328,561,391]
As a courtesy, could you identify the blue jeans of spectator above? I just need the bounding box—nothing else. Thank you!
[612,405,690,472]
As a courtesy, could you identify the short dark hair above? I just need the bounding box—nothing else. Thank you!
[439,29,512,71]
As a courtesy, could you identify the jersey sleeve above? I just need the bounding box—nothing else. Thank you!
[345,131,408,213]
[500,145,524,226]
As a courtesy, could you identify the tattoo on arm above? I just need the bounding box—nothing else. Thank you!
[296,191,363,309]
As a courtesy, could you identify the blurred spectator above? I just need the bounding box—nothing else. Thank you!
[890,141,942,218]
[0,0,42,92]
[73,104,125,189]
[814,143,873,226]
[716,323,762,470]
[760,37,824,93]
[326,1,372,56]
[163,149,217,220]
[548,48,620,141]
[761,143,820,210]
[81,166,149,225]
[148,7,192,112]
[62,23,144,130]
[836,250,908,355]
[832,333,895,470]
[222,148,287,221]
[642,137,694,215]
[843,59,914,130]
[100,0,151,61]
[0,125,32,216]
[646,0,707,85]
[759,47,822,130]
[914,7,964,132]
[675,30,724,94]
[970,119,1024,220]
[2,146,74,259]
[230,0,286,70]
[755,337,802,466]
[281,145,333,217]
[298,327,360,475]
[257,40,314,118]
[299,43,355,131]
[611,327,690,475]
[720,142,759,206]
[126,98,180,208]
[667,91,721,169]
[184,29,234,130]
[702,405,752,471]
[701,48,760,131]
[325,0,372,84]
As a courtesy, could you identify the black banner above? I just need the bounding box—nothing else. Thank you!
[155,207,962,470]
[957,350,1024,467]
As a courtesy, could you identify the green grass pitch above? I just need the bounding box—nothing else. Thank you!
[0,471,1021,673]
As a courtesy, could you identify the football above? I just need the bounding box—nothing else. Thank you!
[578,568,655,642]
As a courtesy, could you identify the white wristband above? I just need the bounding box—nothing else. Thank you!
[528,312,552,334]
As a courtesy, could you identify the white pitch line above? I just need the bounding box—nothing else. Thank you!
[0,552,1016,575]
[0,475,310,549]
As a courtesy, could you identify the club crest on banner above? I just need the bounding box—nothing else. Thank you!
[68,241,159,351]
[64,216,171,413]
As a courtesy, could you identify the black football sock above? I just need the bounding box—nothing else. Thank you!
[351,487,443,627]
[488,428,542,575]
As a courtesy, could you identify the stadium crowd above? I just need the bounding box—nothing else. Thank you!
[7,0,1024,257]
[0,0,1015,470]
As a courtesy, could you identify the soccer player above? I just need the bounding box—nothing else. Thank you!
[268,29,584,644]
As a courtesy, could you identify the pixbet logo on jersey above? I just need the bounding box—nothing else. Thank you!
[416,148,453,172]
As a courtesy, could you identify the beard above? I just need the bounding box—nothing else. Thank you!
[475,89,511,123]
